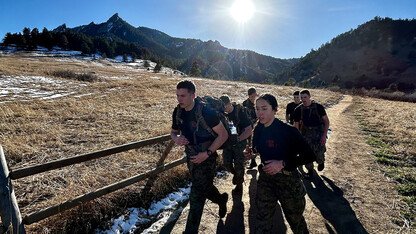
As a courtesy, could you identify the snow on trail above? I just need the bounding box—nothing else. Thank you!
[95,186,191,234]
[95,171,229,233]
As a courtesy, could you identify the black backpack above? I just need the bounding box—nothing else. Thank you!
[299,100,324,131]
[175,96,236,149]
[232,102,254,128]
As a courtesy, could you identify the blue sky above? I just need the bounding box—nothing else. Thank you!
[1,0,415,59]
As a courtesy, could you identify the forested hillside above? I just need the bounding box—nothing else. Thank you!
[276,17,416,92]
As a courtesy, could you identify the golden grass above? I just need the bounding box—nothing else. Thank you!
[354,96,416,228]
[0,52,342,232]
[354,97,416,163]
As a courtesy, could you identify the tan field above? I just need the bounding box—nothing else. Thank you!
[0,52,414,233]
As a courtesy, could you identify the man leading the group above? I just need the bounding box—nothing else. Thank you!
[171,80,229,233]
[293,89,330,178]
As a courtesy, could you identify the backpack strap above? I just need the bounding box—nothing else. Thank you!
[175,105,183,127]
[194,101,217,144]
[232,102,240,127]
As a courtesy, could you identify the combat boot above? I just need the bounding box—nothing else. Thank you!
[234,183,243,192]
[219,193,228,218]
[318,163,325,171]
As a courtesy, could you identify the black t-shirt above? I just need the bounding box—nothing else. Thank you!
[252,118,316,170]
[293,102,327,127]
[172,103,220,145]
[285,102,302,124]
[242,98,257,122]
[226,104,252,134]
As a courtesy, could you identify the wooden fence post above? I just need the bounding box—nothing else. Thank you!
[140,140,176,207]
[0,145,26,234]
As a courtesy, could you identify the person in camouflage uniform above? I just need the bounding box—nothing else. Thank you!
[219,95,253,192]
[171,80,229,233]
[244,94,316,233]
[242,87,258,169]
[285,90,302,125]
[293,89,330,178]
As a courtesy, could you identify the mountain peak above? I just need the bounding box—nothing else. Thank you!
[107,13,120,23]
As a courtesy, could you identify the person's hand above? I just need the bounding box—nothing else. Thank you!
[174,135,189,146]
[190,151,209,164]
[263,160,285,175]
[320,135,327,146]
[243,145,252,160]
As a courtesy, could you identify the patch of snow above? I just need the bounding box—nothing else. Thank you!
[95,186,191,234]
[0,75,87,103]
[107,22,113,32]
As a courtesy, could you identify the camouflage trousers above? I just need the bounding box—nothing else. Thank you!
[184,144,223,234]
[255,166,309,234]
[222,139,247,185]
[302,127,326,171]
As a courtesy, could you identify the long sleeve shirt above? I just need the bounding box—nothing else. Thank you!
[252,118,316,171]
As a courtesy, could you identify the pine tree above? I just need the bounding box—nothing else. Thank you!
[22,27,32,49]
[154,62,162,73]
[31,28,40,46]
[40,27,53,50]
[58,34,68,50]
[80,41,91,54]
[3,33,13,46]
[189,61,201,77]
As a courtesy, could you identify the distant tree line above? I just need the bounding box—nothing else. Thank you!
[1,27,176,68]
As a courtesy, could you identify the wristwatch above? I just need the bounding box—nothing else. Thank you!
[206,149,213,157]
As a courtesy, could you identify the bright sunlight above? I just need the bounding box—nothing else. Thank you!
[230,0,255,23]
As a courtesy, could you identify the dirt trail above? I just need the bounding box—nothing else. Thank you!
[166,95,403,234]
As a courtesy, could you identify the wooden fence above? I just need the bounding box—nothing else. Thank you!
[0,134,186,234]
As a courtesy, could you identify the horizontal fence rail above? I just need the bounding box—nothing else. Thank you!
[0,134,185,234]
[10,134,171,180]
[22,156,187,225]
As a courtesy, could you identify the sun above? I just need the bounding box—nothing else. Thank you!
[230,0,255,23]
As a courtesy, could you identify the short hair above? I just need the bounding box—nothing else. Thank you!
[219,95,231,105]
[292,91,300,96]
[248,87,257,96]
[300,89,310,96]
[176,80,196,94]
[257,94,278,111]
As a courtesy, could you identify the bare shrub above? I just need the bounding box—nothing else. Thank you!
[50,69,76,79]
[76,72,99,82]
[350,87,416,103]
[49,69,99,82]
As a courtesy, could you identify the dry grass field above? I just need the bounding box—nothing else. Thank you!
[354,96,416,227]
[0,52,342,232]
